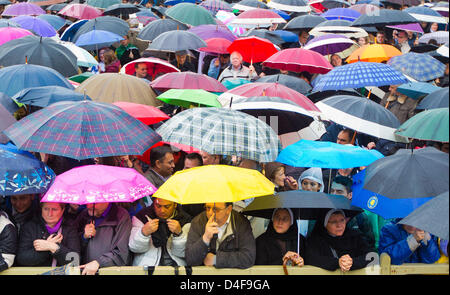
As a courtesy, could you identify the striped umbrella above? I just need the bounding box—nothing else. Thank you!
[309,19,368,38]
[387,52,446,82]
[404,6,448,24]
[304,34,356,56]
[419,31,449,45]
[156,107,282,162]
[3,100,162,160]
[267,0,311,13]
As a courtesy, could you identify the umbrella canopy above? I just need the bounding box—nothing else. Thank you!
[276,139,384,169]
[200,0,233,14]
[304,34,356,56]
[283,15,327,32]
[147,30,207,53]
[267,0,311,13]
[0,27,33,46]
[0,64,74,98]
[399,191,449,240]
[58,3,103,20]
[257,74,312,95]
[262,48,334,74]
[102,3,140,17]
[437,42,449,58]
[153,165,274,204]
[0,92,19,115]
[221,78,252,90]
[309,19,368,38]
[71,16,129,43]
[270,30,299,43]
[157,89,221,108]
[363,147,449,199]
[351,8,419,27]
[318,0,351,9]
[1,3,45,17]
[346,43,401,64]
[120,57,180,79]
[215,10,246,36]
[156,107,282,162]
[321,8,361,22]
[3,100,162,160]
[395,108,449,143]
[165,3,216,27]
[387,52,446,82]
[232,0,269,11]
[69,72,95,84]
[75,73,161,106]
[348,3,379,15]
[419,31,449,45]
[0,19,21,29]
[57,40,99,68]
[0,105,16,144]
[0,143,55,196]
[74,29,124,51]
[10,15,57,37]
[227,36,279,64]
[138,19,187,42]
[315,95,408,143]
[432,1,449,17]
[188,24,237,42]
[112,101,170,125]
[86,0,121,9]
[0,35,78,77]
[313,62,408,92]
[404,6,448,24]
[396,82,440,100]
[60,19,89,42]
[229,8,286,28]
[46,3,68,12]
[27,0,67,5]
[198,37,233,54]
[242,29,285,45]
[37,14,67,31]
[150,71,228,93]
[416,86,449,110]
[12,85,92,108]
[41,165,157,204]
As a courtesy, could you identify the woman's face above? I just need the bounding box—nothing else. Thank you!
[358,37,366,46]
[431,23,438,31]
[99,50,106,62]
[42,203,64,226]
[326,213,346,237]
[273,167,286,187]
[272,209,291,234]
[301,179,321,192]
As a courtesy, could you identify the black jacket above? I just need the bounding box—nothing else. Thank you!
[0,211,17,271]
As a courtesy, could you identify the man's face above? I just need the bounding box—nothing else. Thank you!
[231,53,242,68]
[184,158,201,170]
[156,153,175,177]
[135,63,148,78]
[205,202,232,227]
[326,213,346,236]
[200,151,218,165]
[120,36,129,46]
[330,182,351,200]
[299,31,309,44]
[11,194,33,213]
[337,131,351,145]
[153,198,176,219]
[397,32,408,44]
[376,33,385,44]
[86,202,110,218]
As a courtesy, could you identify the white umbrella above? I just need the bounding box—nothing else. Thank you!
[57,40,98,68]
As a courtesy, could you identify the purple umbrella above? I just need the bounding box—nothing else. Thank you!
[188,24,237,42]
[304,34,356,56]
[321,8,361,22]
[10,15,57,37]
[1,3,46,17]
[387,23,424,34]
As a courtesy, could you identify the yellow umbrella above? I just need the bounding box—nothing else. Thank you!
[153,165,274,204]
[346,44,402,64]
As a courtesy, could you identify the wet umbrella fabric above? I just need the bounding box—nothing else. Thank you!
[0,92,19,114]
[71,16,129,43]
[1,3,45,17]
[257,74,312,95]
[10,15,57,37]
[75,29,124,51]
[12,86,92,108]
[387,52,446,82]
[147,30,207,53]
[0,105,16,144]
[138,19,187,42]
[416,87,449,110]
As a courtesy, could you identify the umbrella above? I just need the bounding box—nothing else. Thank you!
[187,24,237,42]
[318,0,351,9]
[0,19,21,29]
[321,8,361,22]
[60,19,89,42]
[346,44,402,64]
[164,0,196,5]
[270,30,299,43]
[1,3,45,17]
[315,95,409,143]
[69,72,94,84]
[395,108,449,143]
[283,15,327,32]
[399,191,449,240]
[380,0,420,5]
[41,165,157,204]
[262,48,334,74]
[165,3,216,27]
[153,165,274,204]
[416,87,449,110]
[112,101,170,125]
[58,3,103,20]
[229,96,317,134]
[102,3,140,17]
[266,0,311,13]
[0,143,56,196]
[135,9,160,19]
[27,0,67,5]
[120,57,180,80]
[437,42,449,58]
[0,105,16,144]
[348,4,380,15]
[276,139,384,169]
[221,78,252,90]
[3,100,162,160]
[57,40,99,68]
[232,0,269,11]
[86,0,121,9]
[229,8,286,28]
[138,19,187,42]
[0,92,19,115]
[75,29,124,51]
[362,147,449,199]
[147,30,207,53]
[215,10,246,36]
[37,14,67,31]
[150,71,228,93]
[46,3,68,12]
[242,29,285,45]
[418,31,449,45]
[387,52,446,82]
[432,1,449,17]
[307,88,364,103]
[157,89,222,108]
[0,27,33,46]
[410,43,439,54]
[257,74,312,95]
[404,6,448,24]
[227,36,279,64]
[0,64,74,98]
[0,36,78,78]
[75,73,161,106]
[200,0,233,14]
[396,82,440,100]
[304,34,356,56]
[198,37,233,54]
[71,16,129,43]
[351,8,419,27]
[313,62,408,92]
[12,85,92,108]
[309,19,368,39]
[10,15,56,37]
[156,107,282,162]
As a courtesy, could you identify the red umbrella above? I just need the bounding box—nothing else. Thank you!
[230,8,286,28]
[112,101,170,125]
[262,48,333,74]
[150,71,228,93]
[220,82,320,112]
[58,4,102,20]
[199,37,232,54]
[227,36,279,64]
[120,57,180,80]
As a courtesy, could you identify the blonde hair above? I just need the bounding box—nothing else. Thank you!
[103,49,118,66]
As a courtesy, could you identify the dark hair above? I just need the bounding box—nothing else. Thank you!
[332,176,353,193]
[185,152,203,166]
[340,128,356,143]
[149,145,173,167]
[134,62,147,69]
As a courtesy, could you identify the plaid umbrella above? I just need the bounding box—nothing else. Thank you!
[387,52,446,82]
[3,100,162,160]
[156,107,282,162]
[200,0,233,14]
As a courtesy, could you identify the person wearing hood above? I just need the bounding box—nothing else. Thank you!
[255,208,305,266]
[304,209,372,272]
[264,162,298,192]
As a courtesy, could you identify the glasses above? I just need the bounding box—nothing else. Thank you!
[204,205,227,213]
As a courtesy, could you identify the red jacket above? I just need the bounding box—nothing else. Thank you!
[102,59,121,73]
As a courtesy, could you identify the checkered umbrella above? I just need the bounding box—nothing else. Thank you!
[3,100,162,160]
[387,52,446,82]
[156,108,282,162]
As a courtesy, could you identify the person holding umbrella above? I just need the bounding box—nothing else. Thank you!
[218,51,258,83]
[207,54,230,80]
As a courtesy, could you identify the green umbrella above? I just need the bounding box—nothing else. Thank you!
[156,89,222,108]
[69,72,95,84]
[395,108,449,143]
[165,3,217,27]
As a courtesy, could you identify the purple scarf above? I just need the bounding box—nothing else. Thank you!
[45,217,63,235]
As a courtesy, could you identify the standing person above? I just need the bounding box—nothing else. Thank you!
[101,49,121,73]
[375,31,387,44]
[171,51,196,72]
[207,54,230,80]
[217,51,258,83]
[115,34,139,65]
[394,30,411,54]
[16,202,80,267]
[0,210,17,272]
[4,194,39,234]
[181,153,204,218]
[330,54,343,67]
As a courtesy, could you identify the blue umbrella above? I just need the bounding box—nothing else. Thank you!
[276,139,384,169]
[37,14,67,31]
[396,82,440,100]
[270,9,290,20]
[71,16,130,44]
[221,78,251,90]
[12,86,92,108]
[404,6,448,24]
[135,9,160,19]
[0,92,19,114]
[60,19,88,42]
[388,52,446,82]
[416,87,449,110]
[75,29,124,51]
[0,143,56,196]
[164,0,196,5]
[321,8,361,22]
[271,30,298,43]
[351,169,433,219]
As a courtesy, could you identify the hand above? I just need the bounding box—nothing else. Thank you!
[80,260,100,275]
[214,59,220,67]
[283,251,304,267]
[167,219,182,235]
[339,254,353,272]
[285,176,298,190]
[366,142,376,150]
[47,233,63,244]
[203,253,216,266]
[202,214,219,244]
[84,221,96,239]
[249,65,255,73]
[413,230,425,242]
[141,215,159,237]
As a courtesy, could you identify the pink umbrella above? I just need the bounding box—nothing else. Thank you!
[41,165,157,204]
[150,71,228,93]
[58,3,102,20]
[0,27,33,46]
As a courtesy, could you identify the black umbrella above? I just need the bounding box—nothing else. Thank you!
[103,3,140,17]
[71,16,130,43]
[138,19,188,42]
[0,92,19,114]
[257,74,312,95]
[283,15,327,32]
[416,87,449,110]
[0,35,78,77]
[381,0,421,6]
[147,30,207,53]
[352,9,419,27]
[243,29,285,45]
[363,147,450,199]
[233,0,269,10]
[399,191,449,240]
[410,43,439,54]
[307,88,363,103]
[426,50,449,64]
[150,5,167,18]
[0,104,16,144]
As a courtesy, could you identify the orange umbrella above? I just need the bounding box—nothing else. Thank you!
[346,44,402,64]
